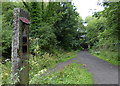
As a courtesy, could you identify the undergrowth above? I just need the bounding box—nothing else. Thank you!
[30,63,93,84]
[29,50,78,81]
[0,59,11,84]
[1,50,80,84]
[90,50,119,66]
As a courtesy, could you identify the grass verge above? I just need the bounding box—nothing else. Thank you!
[93,54,120,66]
[30,63,93,84]
[1,50,78,84]
[91,51,119,66]
[57,50,78,62]
[1,51,93,84]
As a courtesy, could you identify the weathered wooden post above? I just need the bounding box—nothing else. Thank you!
[12,8,30,84]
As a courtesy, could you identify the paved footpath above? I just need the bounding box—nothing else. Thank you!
[49,51,119,84]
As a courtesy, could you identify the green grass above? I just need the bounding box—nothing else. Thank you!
[1,50,93,84]
[1,50,79,84]
[29,51,78,80]
[92,51,119,66]
[30,63,93,84]
[57,50,78,62]
[0,59,11,84]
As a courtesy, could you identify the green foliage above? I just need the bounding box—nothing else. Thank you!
[29,50,78,82]
[2,2,84,59]
[0,59,11,84]
[56,50,78,62]
[29,53,56,80]
[1,2,23,58]
[85,2,120,64]
[53,2,82,49]
[29,2,41,37]
[2,11,13,58]
[30,23,57,54]
[1,50,78,84]
[30,63,93,84]
[2,18,12,53]
[28,2,83,51]
[92,50,119,66]
[100,2,119,46]
[85,16,106,46]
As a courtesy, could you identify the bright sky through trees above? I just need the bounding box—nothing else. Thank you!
[72,0,104,20]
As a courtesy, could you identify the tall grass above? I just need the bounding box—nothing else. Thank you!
[30,63,93,84]
[91,49,119,66]
[1,50,79,84]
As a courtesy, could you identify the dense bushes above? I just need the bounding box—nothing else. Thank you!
[30,23,57,54]
[1,2,22,59]
[85,2,120,65]
[2,15,12,59]
[1,2,84,59]
[29,2,84,51]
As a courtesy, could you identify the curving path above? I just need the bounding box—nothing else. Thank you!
[49,51,119,84]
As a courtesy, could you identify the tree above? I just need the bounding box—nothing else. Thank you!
[85,15,107,48]
[85,1,120,62]
[53,2,82,49]
[2,2,17,58]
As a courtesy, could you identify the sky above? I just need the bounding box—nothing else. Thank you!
[72,0,104,20]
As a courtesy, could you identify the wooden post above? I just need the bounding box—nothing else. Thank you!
[0,1,2,86]
[12,8,30,85]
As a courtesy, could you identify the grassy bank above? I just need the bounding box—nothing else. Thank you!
[29,50,78,81]
[1,50,93,84]
[1,50,78,84]
[91,50,119,66]
[30,63,93,84]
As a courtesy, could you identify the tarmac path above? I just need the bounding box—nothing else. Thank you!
[49,51,118,84]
